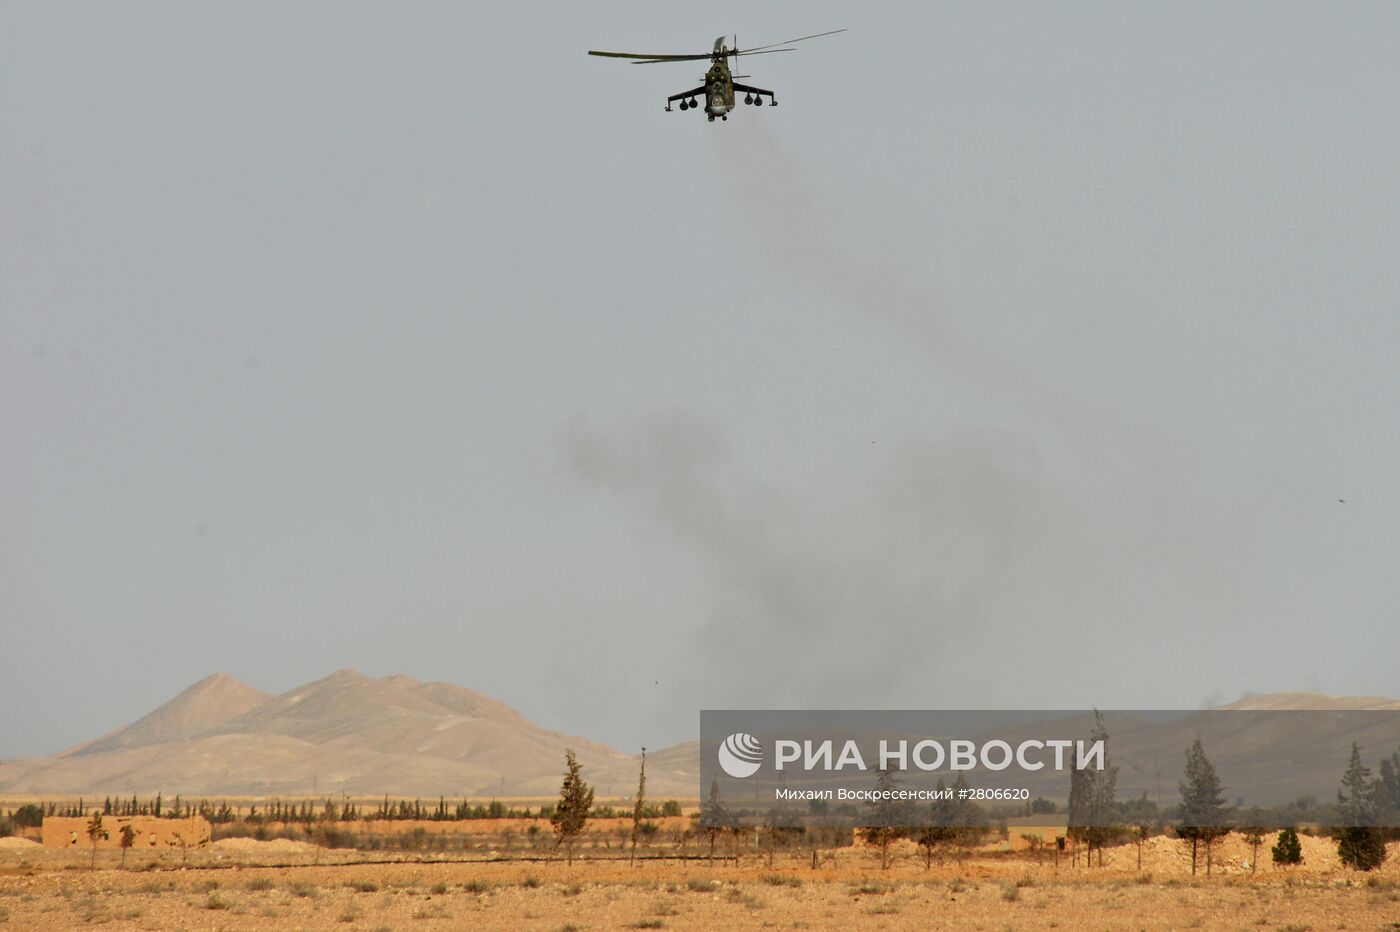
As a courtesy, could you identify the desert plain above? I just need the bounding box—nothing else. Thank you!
[3,830,1400,930]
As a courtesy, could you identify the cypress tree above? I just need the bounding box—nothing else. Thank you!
[916,778,955,869]
[1337,743,1375,827]
[551,749,594,865]
[1378,747,1400,831]
[1086,712,1119,865]
[1067,711,1118,866]
[863,768,911,870]
[629,747,647,867]
[1178,737,1229,875]
[1336,742,1386,871]
[700,778,732,860]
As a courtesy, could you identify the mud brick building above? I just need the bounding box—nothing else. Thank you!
[41,814,211,849]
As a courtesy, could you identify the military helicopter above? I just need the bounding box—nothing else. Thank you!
[588,30,846,122]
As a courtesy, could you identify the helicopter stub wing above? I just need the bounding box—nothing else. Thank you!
[731,82,777,104]
[667,86,707,103]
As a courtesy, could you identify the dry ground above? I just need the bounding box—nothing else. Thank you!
[4,838,1400,930]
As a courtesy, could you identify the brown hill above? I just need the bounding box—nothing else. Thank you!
[1216,691,1400,711]
[67,673,273,757]
[6,686,1395,801]
[702,697,1400,810]
[0,671,694,799]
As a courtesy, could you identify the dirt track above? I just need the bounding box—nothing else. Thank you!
[3,837,1400,930]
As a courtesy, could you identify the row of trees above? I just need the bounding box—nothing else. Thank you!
[799,715,1398,875]
[6,749,632,868]
[1067,714,1395,873]
[14,734,1399,874]
[5,793,681,829]
[510,750,853,866]
[857,771,990,869]
[13,796,258,823]
[688,769,990,871]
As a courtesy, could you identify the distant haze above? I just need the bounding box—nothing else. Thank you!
[4,3,1400,759]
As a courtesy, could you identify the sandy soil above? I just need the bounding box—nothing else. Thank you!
[3,837,1400,930]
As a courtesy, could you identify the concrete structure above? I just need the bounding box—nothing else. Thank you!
[41,814,211,849]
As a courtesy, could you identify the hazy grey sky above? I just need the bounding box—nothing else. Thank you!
[4,2,1399,759]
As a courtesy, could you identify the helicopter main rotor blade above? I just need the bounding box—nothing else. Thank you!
[589,29,836,63]
[629,53,724,64]
[588,50,712,62]
[635,47,794,63]
[736,28,846,55]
